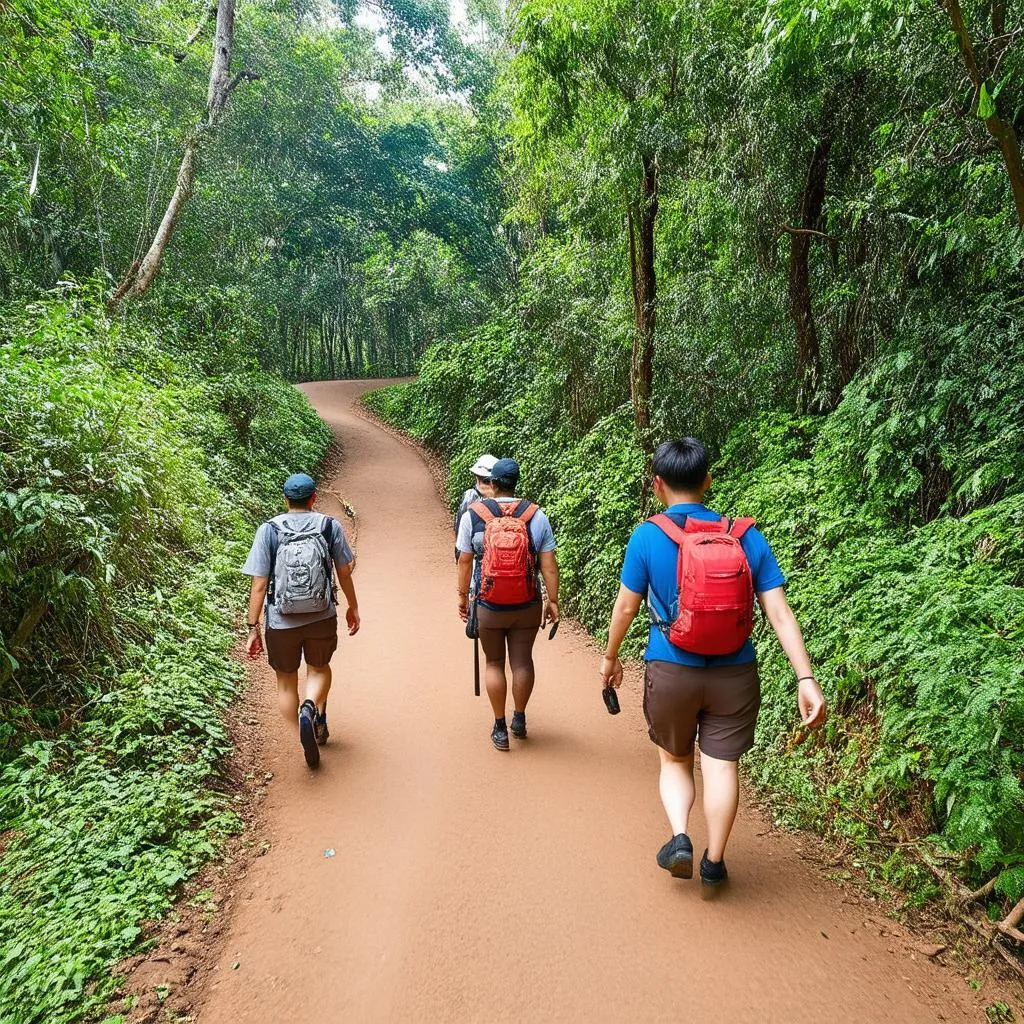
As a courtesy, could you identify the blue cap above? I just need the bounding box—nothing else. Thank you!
[490,458,520,486]
[283,473,317,500]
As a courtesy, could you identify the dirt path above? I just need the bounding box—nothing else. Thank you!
[196,380,1007,1023]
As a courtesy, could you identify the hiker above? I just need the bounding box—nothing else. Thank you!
[454,454,497,560]
[598,439,825,897]
[456,457,559,751]
[243,473,360,769]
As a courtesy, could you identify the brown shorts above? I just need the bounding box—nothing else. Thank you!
[643,660,761,761]
[477,603,543,631]
[265,615,338,674]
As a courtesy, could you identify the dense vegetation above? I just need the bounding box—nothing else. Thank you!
[0,0,497,1019]
[365,0,1024,931]
[3,0,1024,1015]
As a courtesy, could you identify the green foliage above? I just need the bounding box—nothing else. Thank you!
[0,288,333,1023]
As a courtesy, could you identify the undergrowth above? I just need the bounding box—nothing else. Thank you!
[0,287,333,1024]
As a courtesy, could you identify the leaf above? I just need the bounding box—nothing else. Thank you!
[977,82,996,120]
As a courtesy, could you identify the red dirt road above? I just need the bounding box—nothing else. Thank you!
[197,380,1007,1023]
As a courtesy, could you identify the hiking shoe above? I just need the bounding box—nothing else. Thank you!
[656,833,693,879]
[700,850,728,899]
[491,722,510,751]
[314,709,329,746]
[510,710,527,739]
[298,700,320,769]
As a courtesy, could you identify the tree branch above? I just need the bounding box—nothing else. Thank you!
[226,69,261,95]
[780,224,836,241]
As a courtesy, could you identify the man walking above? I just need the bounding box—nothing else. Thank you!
[454,454,496,560]
[599,439,825,896]
[243,473,360,769]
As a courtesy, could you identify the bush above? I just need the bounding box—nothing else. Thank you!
[0,288,334,1023]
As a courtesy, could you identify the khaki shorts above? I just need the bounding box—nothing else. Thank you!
[265,615,338,673]
[643,660,761,761]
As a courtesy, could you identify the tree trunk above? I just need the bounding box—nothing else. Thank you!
[788,134,831,412]
[945,0,1024,227]
[110,0,245,305]
[627,153,658,435]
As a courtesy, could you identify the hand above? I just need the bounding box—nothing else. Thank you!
[543,599,559,627]
[600,655,623,688]
[346,605,361,636]
[245,628,264,660]
[798,677,826,728]
[458,596,469,622]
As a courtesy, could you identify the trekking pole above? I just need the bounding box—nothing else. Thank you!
[473,634,480,697]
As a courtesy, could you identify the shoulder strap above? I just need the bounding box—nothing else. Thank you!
[470,499,500,523]
[265,520,281,604]
[648,513,687,546]
[729,516,756,539]
[510,498,539,523]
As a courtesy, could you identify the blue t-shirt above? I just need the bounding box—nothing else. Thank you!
[620,503,786,666]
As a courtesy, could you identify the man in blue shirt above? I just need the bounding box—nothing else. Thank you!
[599,439,825,897]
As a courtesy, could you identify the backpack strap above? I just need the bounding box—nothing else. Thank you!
[648,513,687,546]
[729,516,756,539]
[470,498,501,523]
[265,519,281,604]
[509,499,539,523]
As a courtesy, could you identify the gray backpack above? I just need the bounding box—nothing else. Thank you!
[267,513,336,615]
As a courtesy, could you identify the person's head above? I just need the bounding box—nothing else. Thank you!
[283,472,317,510]
[489,457,520,497]
[469,454,497,497]
[651,438,711,506]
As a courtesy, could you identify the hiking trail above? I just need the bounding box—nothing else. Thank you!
[193,380,1008,1023]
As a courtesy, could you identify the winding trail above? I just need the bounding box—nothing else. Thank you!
[197,380,999,1023]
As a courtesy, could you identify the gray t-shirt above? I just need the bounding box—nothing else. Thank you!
[456,498,557,558]
[242,512,354,631]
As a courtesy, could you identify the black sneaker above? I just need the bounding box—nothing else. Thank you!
[700,850,728,899]
[656,833,693,879]
[510,710,527,739]
[298,700,320,769]
[314,709,329,746]
[491,721,510,751]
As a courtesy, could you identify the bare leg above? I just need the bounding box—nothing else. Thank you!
[658,746,696,836]
[305,663,332,713]
[507,626,538,712]
[275,670,300,726]
[699,751,740,861]
[479,628,508,719]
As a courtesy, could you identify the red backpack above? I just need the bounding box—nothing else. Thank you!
[648,514,757,656]
[471,499,539,606]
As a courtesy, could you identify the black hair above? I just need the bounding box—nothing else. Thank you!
[491,471,519,493]
[652,438,710,491]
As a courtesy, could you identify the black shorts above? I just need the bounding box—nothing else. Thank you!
[265,615,338,673]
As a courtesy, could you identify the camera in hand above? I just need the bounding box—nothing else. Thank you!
[602,686,620,715]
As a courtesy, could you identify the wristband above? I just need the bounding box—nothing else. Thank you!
[797,675,816,683]
[247,622,260,629]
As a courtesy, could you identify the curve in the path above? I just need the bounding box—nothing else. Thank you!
[197,379,994,1023]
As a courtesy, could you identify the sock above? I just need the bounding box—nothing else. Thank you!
[495,717,506,730]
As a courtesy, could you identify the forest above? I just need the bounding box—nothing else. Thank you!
[1,0,1023,1020]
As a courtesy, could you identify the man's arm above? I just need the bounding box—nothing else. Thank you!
[245,576,268,657]
[539,549,559,626]
[335,561,360,635]
[457,552,474,621]
[600,584,643,687]
[757,586,825,727]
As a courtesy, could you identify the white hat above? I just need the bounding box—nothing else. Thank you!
[469,454,497,478]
